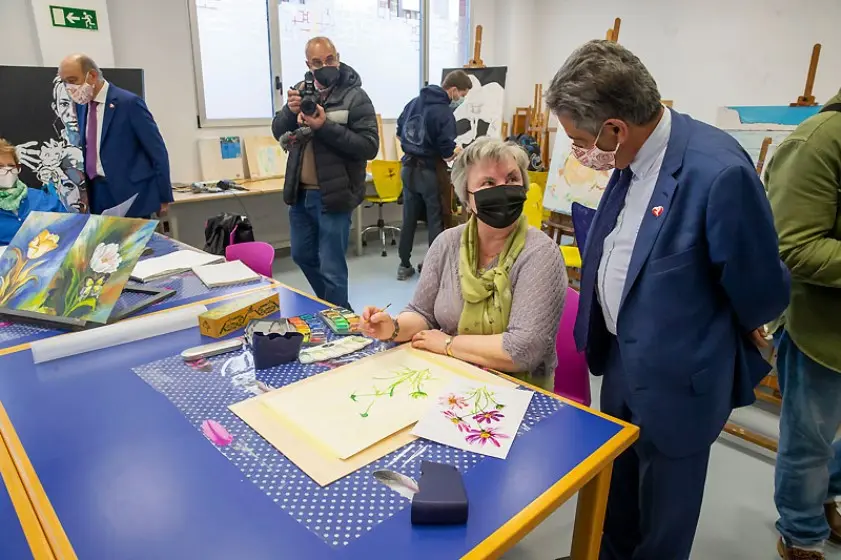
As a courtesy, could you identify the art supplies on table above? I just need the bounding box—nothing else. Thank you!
[287,314,326,345]
[229,345,516,486]
[130,249,224,282]
[411,381,533,459]
[298,336,374,364]
[192,260,262,288]
[197,290,279,338]
[181,338,244,362]
[318,307,361,335]
[245,318,304,370]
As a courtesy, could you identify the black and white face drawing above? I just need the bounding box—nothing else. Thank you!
[443,66,507,149]
[15,76,87,213]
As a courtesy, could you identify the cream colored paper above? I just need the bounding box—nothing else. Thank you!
[243,136,288,180]
[230,346,514,485]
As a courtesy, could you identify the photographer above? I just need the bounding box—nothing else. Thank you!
[272,36,379,310]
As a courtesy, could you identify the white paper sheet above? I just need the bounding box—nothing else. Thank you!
[0,246,6,259]
[102,194,139,217]
[130,249,224,282]
[411,381,533,459]
[192,260,261,288]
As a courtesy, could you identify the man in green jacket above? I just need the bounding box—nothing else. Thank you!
[766,90,841,560]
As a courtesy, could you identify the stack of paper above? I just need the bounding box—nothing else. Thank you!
[192,260,261,288]
[130,250,224,282]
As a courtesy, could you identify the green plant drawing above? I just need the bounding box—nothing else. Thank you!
[349,367,436,418]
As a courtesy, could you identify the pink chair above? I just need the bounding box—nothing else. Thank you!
[553,287,591,406]
[225,241,275,278]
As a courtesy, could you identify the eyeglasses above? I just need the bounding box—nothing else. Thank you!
[0,166,20,177]
[309,56,338,69]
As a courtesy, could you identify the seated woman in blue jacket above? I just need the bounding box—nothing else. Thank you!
[0,138,66,245]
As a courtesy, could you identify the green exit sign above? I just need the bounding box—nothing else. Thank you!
[49,5,98,30]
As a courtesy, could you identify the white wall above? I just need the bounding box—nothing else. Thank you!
[531,0,841,126]
[29,0,115,67]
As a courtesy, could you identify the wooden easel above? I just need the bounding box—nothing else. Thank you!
[755,137,773,176]
[465,24,485,68]
[790,44,821,107]
[605,17,621,42]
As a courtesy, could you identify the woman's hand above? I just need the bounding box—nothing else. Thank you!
[411,329,448,355]
[360,305,396,341]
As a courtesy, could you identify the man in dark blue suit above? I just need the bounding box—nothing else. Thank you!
[546,40,791,559]
[59,54,172,218]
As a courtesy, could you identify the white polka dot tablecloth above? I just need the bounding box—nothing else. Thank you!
[0,322,48,343]
[131,333,565,549]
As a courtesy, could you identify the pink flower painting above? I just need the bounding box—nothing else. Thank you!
[465,426,510,448]
[438,393,468,410]
[443,410,470,432]
[473,410,505,424]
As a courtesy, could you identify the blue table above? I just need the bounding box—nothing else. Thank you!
[0,285,637,560]
[0,233,276,354]
[0,463,34,560]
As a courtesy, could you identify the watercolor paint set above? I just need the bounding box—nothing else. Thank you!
[318,308,361,336]
[286,314,326,345]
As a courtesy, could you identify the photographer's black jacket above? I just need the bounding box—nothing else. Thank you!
[272,64,379,213]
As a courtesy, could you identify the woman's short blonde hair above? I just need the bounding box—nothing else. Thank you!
[0,139,20,166]
[450,137,530,204]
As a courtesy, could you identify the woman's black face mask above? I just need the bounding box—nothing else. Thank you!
[472,185,527,229]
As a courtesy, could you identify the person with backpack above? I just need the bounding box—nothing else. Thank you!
[766,90,841,560]
[395,70,472,281]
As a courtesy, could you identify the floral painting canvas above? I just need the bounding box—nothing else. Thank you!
[411,381,533,459]
[0,212,157,324]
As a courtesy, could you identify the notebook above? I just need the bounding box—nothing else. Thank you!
[192,260,261,288]
[130,250,224,282]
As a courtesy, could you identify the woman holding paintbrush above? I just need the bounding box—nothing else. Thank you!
[361,137,567,390]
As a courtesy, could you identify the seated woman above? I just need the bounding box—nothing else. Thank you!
[0,138,66,245]
[361,137,567,389]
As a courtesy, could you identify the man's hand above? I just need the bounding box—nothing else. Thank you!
[299,105,327,131]
[16,141,40,170]
[749,327,770,349]
[159,202,170,215]
[286,88,302,115]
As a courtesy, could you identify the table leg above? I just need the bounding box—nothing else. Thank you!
[570,463,613,559]
[355,205,363,257]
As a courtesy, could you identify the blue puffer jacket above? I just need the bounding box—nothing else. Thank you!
[0,187,66,245]
[397,86,457,168]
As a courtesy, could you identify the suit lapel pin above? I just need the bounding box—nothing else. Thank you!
[109,103,115,109]
[651,206,664,217]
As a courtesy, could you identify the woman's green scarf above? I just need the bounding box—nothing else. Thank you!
[457,215,528,335]
[0,179,27,213]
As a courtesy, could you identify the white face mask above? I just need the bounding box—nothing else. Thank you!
[65,74,95,105]
[0,172,18,189]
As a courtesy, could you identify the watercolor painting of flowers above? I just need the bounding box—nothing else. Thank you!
[412,381,534,459]
[0,212,156,323]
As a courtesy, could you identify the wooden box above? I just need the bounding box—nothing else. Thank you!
[198,290,280,338]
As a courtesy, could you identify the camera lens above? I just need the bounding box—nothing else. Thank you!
[300,97,317,116]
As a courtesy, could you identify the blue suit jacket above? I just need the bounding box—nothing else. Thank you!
[575,109,790,458]
[76,85,172,217]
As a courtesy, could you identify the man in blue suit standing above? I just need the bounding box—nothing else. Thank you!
[546,40,790,559]
[59,54,172,218]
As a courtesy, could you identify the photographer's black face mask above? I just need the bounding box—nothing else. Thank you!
[314,66,340,88]
[472,185,527,229]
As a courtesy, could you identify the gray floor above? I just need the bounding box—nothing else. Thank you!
[273,234,840,560]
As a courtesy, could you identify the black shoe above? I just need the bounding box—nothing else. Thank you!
[418,262,423,273]
[397,265,415,281]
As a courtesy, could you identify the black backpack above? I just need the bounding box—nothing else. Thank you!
[203,213,255,255]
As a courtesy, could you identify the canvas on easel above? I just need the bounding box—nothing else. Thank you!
[442,66,507,149]
[542,139,610,215]
[243,136,287,180]
[0,212,157,325]
[198,136,245,181]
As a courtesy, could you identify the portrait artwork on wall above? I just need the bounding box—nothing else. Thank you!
[0,212,157,325]
[441,66,507,148]
[0,66,145,213]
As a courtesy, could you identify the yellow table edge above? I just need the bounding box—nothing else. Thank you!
[0,285,636,560]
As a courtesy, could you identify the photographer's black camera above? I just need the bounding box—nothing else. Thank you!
[298,71,318,117]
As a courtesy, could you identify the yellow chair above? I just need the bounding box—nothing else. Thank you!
[560,245,582,269]
[523,183,545,229]
[363,160,403,257]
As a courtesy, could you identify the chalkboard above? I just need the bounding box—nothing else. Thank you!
[0,66,144,212]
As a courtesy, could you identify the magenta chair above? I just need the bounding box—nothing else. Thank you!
[225,241,275,278]
[553,287,591,406]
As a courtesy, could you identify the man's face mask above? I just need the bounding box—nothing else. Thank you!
[571,122,620,171]
[313,65,340,89]
[65,72,95,105]
[450,89,465,110]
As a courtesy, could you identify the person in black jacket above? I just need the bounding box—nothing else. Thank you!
[272,36,379,309]
[395,70,472,280]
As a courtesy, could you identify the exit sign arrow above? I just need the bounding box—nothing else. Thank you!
[49,5,99,30]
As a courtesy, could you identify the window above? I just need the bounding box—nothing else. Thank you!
[190,0,470,125]
[428,0,471,86]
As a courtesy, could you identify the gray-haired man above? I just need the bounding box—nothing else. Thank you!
[547,40,789,559]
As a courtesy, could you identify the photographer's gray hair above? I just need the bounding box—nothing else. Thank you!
[545,40,662,136]
[450,137,530,205]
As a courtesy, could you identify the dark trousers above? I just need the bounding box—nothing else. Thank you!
[288,189,352,309]
[599,338,711,560]
[398,164,443,267]
[88,177,117,215]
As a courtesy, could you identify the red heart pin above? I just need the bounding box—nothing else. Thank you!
[652,206,664,217]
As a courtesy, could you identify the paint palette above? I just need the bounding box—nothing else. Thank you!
[287,314,326,345]
[298,336,374,365]
[318,308,361,336]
